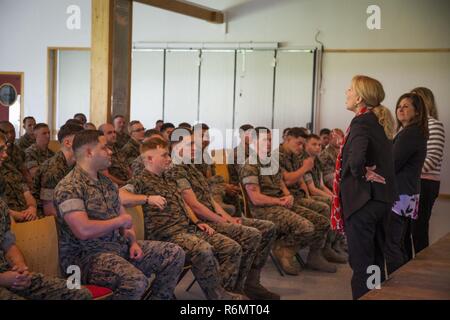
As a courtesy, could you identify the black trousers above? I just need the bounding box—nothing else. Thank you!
[385,212,413,275]
[345,200,390,300]
[412,179,440,254]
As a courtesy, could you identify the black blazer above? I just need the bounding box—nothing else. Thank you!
[393,125,427,195]
[340,112,396,219]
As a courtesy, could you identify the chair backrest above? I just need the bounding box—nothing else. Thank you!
[125,206,145,241]
[239,183,253,218]
[214,164,230,184]
[48,140,61,153]
[11,216,60,277]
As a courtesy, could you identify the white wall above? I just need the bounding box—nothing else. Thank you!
[0,0,91,123]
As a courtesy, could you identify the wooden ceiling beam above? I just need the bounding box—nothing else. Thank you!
[133,0,224,24]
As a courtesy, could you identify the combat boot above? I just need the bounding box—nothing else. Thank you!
[272,245,299,276]
[306,248,337,273]
[323,244,348,264]
[244,268,280,300]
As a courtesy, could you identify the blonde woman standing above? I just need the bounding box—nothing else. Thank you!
[331,75,396,299]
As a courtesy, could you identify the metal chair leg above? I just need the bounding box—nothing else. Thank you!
[186,278,197,292]
[295,252,306,268]
[270,251,285,276]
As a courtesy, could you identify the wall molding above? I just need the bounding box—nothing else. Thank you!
[324,48,450,53]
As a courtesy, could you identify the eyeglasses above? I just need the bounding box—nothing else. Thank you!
[132,127,145,133]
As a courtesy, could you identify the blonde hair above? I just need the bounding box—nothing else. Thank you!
[351,75,385,108]
[411,87,438,120]
[372,106,395,140]
[351,75,394,139]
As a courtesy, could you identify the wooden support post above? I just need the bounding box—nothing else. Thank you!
[90,0,132,126]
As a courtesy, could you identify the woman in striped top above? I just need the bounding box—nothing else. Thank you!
[411,87,446,254]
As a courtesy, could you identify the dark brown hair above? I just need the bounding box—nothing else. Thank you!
[395,93,429,139]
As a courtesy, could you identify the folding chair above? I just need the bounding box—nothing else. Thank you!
[11,216,113,300]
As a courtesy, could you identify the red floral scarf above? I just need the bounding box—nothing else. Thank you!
[331,107,371,232]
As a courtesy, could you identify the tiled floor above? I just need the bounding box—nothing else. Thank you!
[174,198,450,300]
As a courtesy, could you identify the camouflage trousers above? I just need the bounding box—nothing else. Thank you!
[85,240,185,300]
[298,196,342,245]
[167,229,242,299]
[251,201,329,250]
[209,217,276,292]
[0,273,92,300]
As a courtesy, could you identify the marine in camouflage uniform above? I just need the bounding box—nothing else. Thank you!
[123,169,242,299]
[54,165,185,300]
[16,133,35,152]
[166,163,276,294]
[33,151,74,216]
[318,144,339,190]
[121,139,141,166]
[239,156,327,251]
[116,131,131,149]
[108,143,131,183]
[0,196,91,300]
[24,143,55,172]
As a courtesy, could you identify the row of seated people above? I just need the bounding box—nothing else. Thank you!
[0,116,346,300]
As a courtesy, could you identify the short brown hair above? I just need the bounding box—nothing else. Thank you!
[140,137,168,154]
[33,123,49,132]
[306,133,320,141]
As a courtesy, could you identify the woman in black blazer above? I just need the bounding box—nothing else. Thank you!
[385,93,428,274]
[331,75,396,299]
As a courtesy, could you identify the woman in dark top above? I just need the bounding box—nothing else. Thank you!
[385,93,428,274]
[331,75,396,300]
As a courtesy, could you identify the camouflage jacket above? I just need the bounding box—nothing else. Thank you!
[108,144,131,182]
[16,133,35,151]
[165,164,216,212]
[0,198,16,273]
[116,131,131,149]
[4,143,25,174]
[123,169,195,240]
[0,162,29,211]
[33,151,73,205]
[278,145,306,197]
[54,165,128,273]
[318,145,339,179]
[239,155,284,198]
[131,156,145,177]
[299,152,324,189]
[24,143,55,170]
[121,139,140,166]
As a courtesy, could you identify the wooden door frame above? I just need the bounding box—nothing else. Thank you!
[47,47,90,138]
